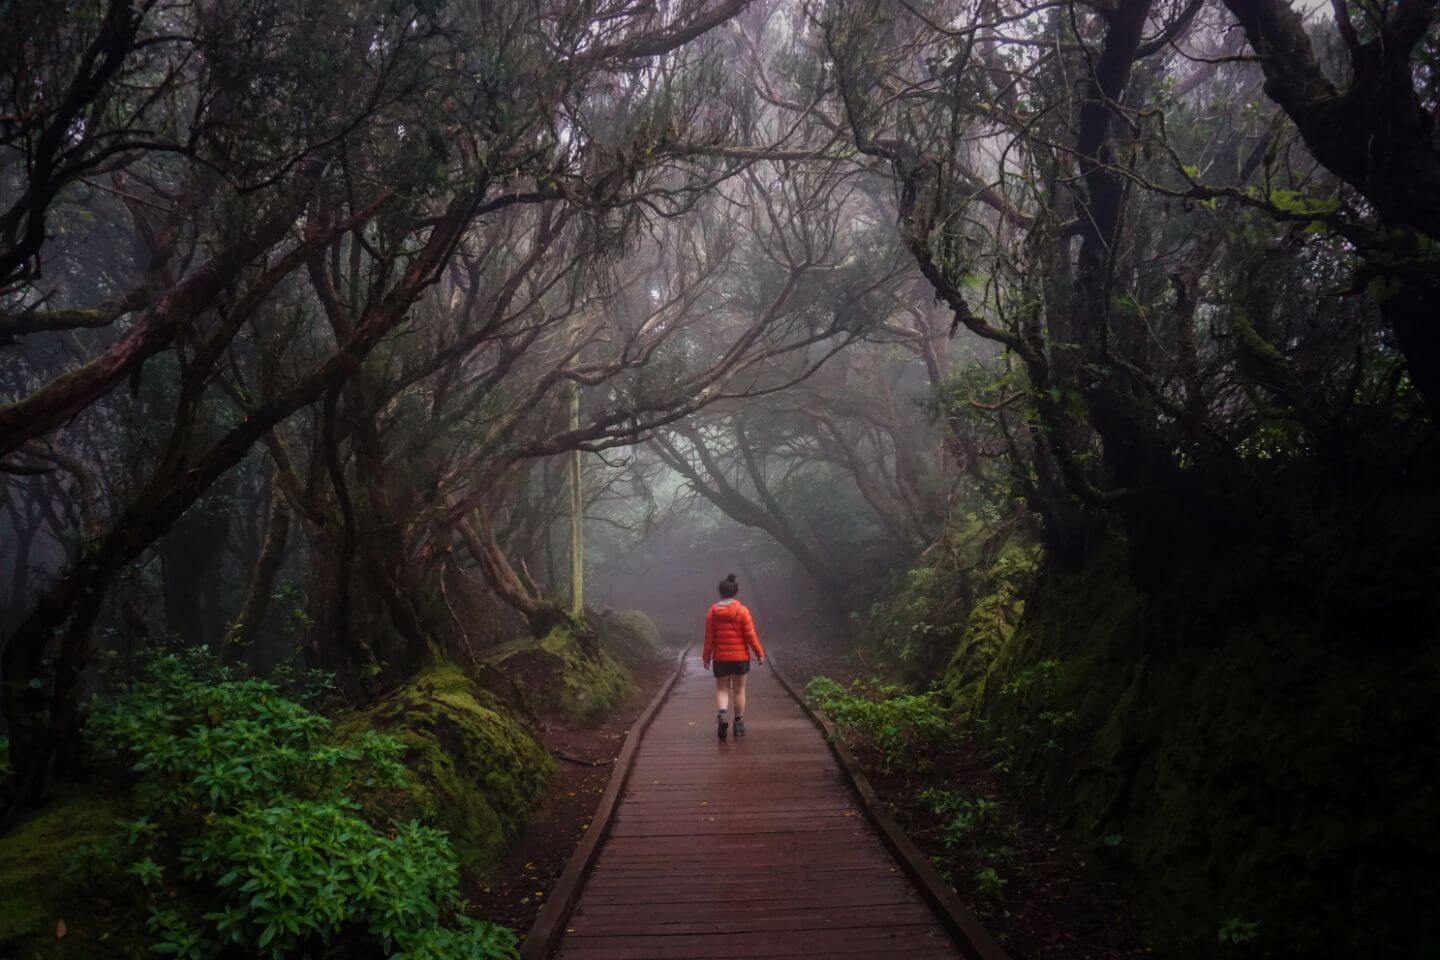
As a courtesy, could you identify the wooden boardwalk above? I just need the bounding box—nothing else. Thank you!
[552,652,965,959]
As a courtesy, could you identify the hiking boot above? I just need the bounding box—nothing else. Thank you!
[717,716,729,740]
[733,717,746,737]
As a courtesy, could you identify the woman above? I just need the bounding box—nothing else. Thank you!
[701,573,765,740]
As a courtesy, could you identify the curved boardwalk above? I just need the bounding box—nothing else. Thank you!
[553,652,964,960]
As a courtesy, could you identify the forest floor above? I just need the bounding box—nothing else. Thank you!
[776,632,1152,960]
[465,655,676,935]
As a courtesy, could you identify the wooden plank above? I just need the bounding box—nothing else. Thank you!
[558,927,956,959]
[518,646,689,960]
[566,903,939,936]
[769,656,1013,960]
[536,651,988,960]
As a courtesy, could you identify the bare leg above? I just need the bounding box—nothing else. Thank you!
[715,675,730,713]
[733,673,748,718]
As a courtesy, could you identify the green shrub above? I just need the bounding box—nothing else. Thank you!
[180,801,512,959]
[73,649,518,960]
[918,786,1018,903]
[804,675,955,772]
[88,654,405,812]
[1218,917,1260,945]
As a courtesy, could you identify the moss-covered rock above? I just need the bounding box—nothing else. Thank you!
[488,622,633,726]
[339,664,554,871]
[858,518,1030,686]
[591,608,668,668]
[0,789,141,959]
[940,543,1039,714]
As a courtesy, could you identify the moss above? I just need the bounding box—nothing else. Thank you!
[941,543,1039,714]
[870,486,1440,958]
[0,789,144,959]
[489,622,633,726]
[971,522,1440,958]
[858,517,1016,684]
[591,608,668,667]
[339,664,554,871]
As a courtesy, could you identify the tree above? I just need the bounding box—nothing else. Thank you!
[1,0,762,812]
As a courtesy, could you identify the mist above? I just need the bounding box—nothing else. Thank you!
[3,1,1438,957]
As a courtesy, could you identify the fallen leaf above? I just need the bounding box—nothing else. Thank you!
[56,919,67,939]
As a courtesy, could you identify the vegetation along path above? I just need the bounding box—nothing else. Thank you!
[545,651,993,960]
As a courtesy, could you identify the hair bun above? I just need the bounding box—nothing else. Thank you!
[725,573,737,582]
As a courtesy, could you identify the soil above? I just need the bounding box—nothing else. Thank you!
[832,724,1153,959]
[768,628,862,688]
[463,653,678,935]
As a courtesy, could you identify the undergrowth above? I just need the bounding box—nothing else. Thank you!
[918,786,1022,910]
[71,646,519,960]
[802,675,1028,909]
[803,675,956,775]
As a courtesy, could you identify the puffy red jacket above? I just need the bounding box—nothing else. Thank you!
[703,599,765,664]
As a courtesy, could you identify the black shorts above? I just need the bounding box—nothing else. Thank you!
[712,660,751,678]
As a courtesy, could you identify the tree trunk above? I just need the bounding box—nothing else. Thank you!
[568,385,584,617]
[159,471,235,647]
[1380,273,1440,422]
[223,469,292,666]
[4,496,39,625]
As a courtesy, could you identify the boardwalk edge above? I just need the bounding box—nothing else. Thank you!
[518,645,689,960]
[769,656,1014,960]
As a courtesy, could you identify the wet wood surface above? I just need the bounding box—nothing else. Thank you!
[552,652,963,959]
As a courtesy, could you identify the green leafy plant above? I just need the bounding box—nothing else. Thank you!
[1218,916,1260,945]
[88,649,405,812]
[974,866,1008,901]
[999,658,1062,699]
[74,649,518,960]
[804,675,956,772]
[184,801,516,959]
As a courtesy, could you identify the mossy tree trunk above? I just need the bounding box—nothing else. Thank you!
[568,384,583,617]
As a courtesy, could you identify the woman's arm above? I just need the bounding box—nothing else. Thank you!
[702,607,716,667]
[742,606,765,662]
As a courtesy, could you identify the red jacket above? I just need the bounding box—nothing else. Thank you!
[703,599,765,664]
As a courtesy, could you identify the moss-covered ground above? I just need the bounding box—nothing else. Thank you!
[338,663,555,871]
[0,789,143,959]
[487,621,633,726]
[590,608,668,668]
